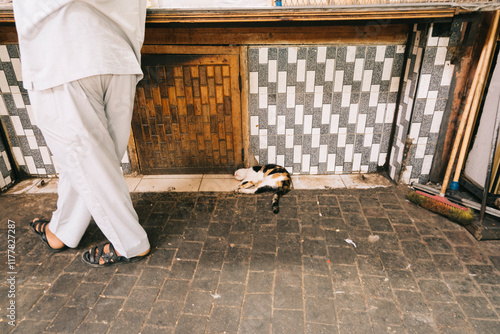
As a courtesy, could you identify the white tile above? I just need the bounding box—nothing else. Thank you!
[6,178,39,194]
[369,91,378,107]
[408,122,420,141]
[430,110,444,133]
[277,155,285,167]
[321,104,331,124]
[312,128,320,148]
[441,61,454,86]
[124,176,142,192]
[317,46,327,63]
[268,146,276,164]
[330,114,339,134]
[293,174,344,189]
[354,59,364,81]
[301,154,310,172]
[0,45,9,62]
[370,144,380,162]
[250,116,259,136]
[345,144,354,163]
[375,103,386,124]
[2,151,11,170]
[327,154,336,172]
[427,25,438,46]
[427,90,438,99]
[338,128,347,147]
[11,116,25,136]
[403,61,411,82]
[278,71,287,93]
[415,137,428,159]
[378,152,387,166]
[0,95,8,115]
[259,129,267,149]
[0,176,5,188]
[335,166,343,174]
[356,113,366,134]
[361,70,372,92]
[249,72,258,94]
[38,146,51,165]
[435,47,447,66]
[25,156,37,174]
[348,104,358,124]
[26,133,39,150]
[286,133,294,149]
[342,88,351,108]
[396,45,406,54]
[376,46,386,62]
[0,71,10,93]
[319,145,328,163]
[334,70,344,92]
[268,60,277,83]
[287,86,296,108]
[258,86,268,108]
[11,58,22,81]
[121,152,129,164]
[268,105,276,126]
[424,98,437,115]
[294,145,302,163]
[310,167,318,175]
[422,155,434,174]
[382,58,393,81]
[304,115,312,134]
[11,87,25,109]
[417,74,431,99]
[438,37,449,47]
[364,127,374,147]
[200,176,239,192]
[295,105,303,125]
[259,48,268,64]
[288,47,298,63]
[136,177,201,192]
[385,103,396,123]
[314,85,323,108]
[306,71,315,93]
[353,153,362,172]
[297,59,306,82]
[325,59,335,81]
[346,46,356,62]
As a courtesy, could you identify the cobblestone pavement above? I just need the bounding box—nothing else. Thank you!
[1,186,500,334]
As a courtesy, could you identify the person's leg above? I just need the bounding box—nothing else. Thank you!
[29,75,149,258]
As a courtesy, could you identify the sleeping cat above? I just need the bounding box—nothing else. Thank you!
[234,164,292,214]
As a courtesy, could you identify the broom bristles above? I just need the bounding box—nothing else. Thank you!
[407,191,475,225]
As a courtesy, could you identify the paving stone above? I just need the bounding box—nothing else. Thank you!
[4,187,500,334]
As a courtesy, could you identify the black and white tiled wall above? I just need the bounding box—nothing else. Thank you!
[0,43,131,191]
[388,23,460,184]
[248,45,406,175]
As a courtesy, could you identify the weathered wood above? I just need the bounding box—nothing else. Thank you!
[144,24,409,45]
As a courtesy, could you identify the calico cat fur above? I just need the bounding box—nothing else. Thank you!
[234,164,292,214]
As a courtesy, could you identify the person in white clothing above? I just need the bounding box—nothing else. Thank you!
[13,0,151,267]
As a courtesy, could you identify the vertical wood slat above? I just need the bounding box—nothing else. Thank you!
[131,52,242,174]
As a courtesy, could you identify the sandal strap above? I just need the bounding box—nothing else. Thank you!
[88,243,120,265]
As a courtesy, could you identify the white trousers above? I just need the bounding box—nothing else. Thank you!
[28,75,150,258]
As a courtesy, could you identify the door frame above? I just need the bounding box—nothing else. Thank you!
[129,45,249,174]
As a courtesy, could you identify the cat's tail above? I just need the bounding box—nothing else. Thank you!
[272,193,281,214]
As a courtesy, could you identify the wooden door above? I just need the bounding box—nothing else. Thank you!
[131,50,243,174]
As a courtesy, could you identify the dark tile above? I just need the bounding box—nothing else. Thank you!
[305,297,336,324]
[337,309,371,334]
[418,279,454,302]
[183,291,214,316]
[273,310,304,334]
[174,315,208,334]
[395,290,429,313]
[206,306,240,334]
[456,295,498,319]
[242,293,272,319]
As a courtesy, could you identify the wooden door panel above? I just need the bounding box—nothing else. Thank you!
[132,53,242,174]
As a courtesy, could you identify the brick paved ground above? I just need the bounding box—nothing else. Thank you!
[1,186,500,334]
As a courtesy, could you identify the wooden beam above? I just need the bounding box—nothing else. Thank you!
[144,24,409,46]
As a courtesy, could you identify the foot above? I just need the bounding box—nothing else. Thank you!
[30,218,68,252]
[81,242,150,268]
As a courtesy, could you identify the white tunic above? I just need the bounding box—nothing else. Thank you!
[13,0,147,90]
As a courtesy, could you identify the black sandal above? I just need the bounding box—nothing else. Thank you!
[81,242,150,268]
[30,219,68,252]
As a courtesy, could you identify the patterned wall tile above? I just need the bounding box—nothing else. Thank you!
[0,133,13,190]
[249,45,405,175]
[0,44,132,187]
